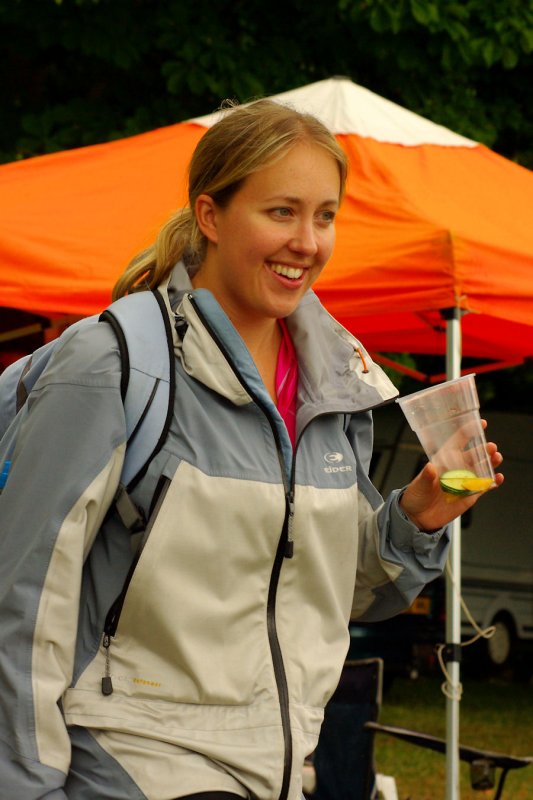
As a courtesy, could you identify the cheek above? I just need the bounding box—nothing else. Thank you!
[319,229,336,262]
[249,227,288,258]
[232,218,272,250]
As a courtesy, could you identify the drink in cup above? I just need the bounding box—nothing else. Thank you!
[396,375,495,498]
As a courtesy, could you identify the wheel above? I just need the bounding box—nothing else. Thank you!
[485,615,515,671]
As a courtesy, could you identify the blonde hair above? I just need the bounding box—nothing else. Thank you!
[113,98,348,299]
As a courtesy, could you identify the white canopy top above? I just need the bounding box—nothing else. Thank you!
[191,77,477,148]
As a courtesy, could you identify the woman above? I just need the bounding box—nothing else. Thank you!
[0,100,503,800]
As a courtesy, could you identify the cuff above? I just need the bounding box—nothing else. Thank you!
[391,488,447,546]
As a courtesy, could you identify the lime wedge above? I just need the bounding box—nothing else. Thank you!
[439,469,477,495]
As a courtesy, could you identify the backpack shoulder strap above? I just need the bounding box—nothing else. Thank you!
[1,290,174,501]
[100,289,176,491]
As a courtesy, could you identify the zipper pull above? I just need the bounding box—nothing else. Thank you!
[285,495,295,558]
[113,484,146,533]
[101,633,114,696]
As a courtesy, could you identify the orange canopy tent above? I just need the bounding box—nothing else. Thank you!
[1,76,533,376]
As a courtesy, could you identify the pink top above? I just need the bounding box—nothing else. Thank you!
[275,320,298,447]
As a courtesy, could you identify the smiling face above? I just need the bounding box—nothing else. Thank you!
[192,141,341,332]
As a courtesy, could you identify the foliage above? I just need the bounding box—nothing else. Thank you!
[0,0,532,165]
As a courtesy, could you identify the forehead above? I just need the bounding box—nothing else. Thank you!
[239,142,341,204]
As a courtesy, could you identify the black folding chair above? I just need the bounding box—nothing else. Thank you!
[306,657,531,800]
[365,720,532,800]
[307,658,385,800]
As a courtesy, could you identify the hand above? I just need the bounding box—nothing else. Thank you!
[399,432,504,533]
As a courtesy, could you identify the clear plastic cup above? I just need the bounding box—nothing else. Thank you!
[396,375,495,497]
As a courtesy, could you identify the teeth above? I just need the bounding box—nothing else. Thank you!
[270,264,304,280]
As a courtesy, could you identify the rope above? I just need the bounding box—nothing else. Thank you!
[435,561,496,701]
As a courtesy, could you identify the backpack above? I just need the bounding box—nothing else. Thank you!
[0,289,176,531]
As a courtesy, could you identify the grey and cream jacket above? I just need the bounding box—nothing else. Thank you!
[0,264,449,799]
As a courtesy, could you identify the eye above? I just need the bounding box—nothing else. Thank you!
[318,209,336,224]
[272,207,292,218]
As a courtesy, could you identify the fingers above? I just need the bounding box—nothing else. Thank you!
[486,441,503,469]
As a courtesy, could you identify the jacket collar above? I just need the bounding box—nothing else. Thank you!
[166,262,398,424]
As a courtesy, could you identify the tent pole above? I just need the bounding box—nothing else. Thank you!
[444,307,462,800]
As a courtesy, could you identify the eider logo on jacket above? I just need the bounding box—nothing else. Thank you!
[324,452,353,473]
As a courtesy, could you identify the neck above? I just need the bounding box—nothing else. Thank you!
[191,263,282,401]
[233,317,281,361]
[232,317,282,405]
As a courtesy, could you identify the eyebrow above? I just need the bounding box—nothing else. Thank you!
[264,195,339,207]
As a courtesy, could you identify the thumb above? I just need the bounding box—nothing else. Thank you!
[416,461,439,488]
[400,462,440,521]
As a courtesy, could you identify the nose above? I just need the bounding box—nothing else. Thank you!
[288,219,319,256]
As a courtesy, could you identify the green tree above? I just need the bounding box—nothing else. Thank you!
[0,0,532,165]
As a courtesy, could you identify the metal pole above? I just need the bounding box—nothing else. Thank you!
[444,308,462,800]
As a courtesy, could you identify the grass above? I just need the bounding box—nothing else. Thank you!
[374,675,533,800]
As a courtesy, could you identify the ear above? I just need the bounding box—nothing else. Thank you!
[195,194,219,244]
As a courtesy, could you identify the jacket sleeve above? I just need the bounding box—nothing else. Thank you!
[0,322,127,798]
[346,410,450,622]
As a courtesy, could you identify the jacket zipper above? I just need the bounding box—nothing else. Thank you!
[189,296,294,800]
[101,475,171,695]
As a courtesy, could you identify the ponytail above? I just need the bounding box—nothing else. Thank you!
[113,206,204,299]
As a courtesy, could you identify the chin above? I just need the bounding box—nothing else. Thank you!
[271,304,300,320]
[272,294,306,318]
